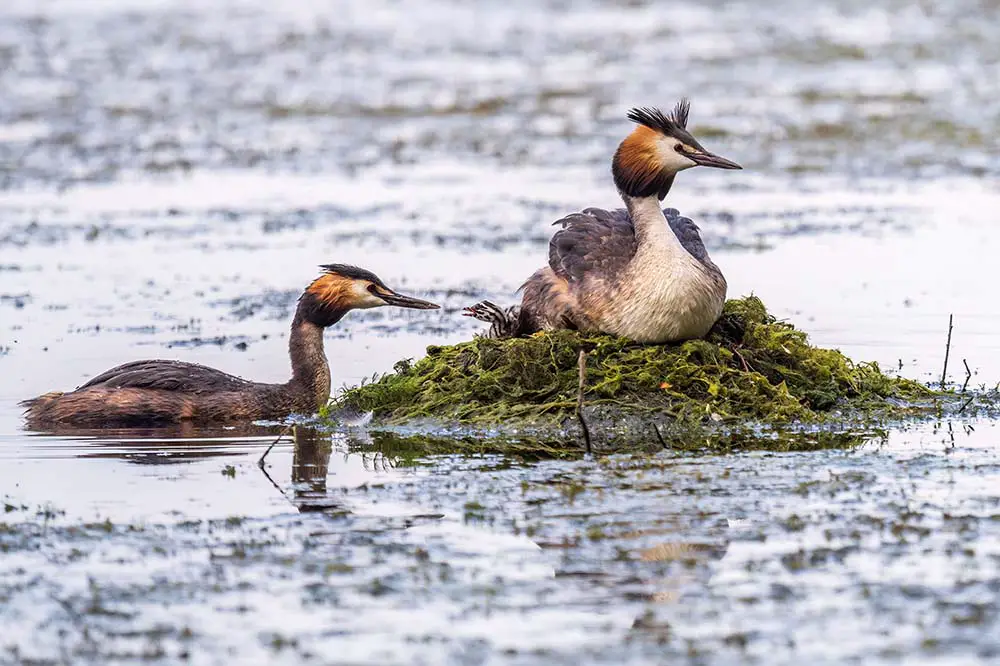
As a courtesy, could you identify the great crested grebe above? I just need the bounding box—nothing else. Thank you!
[464,100,741,343]
[22,265,439,428]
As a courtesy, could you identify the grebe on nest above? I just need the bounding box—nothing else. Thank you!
[465,100,741,343]
[22,265,439,428]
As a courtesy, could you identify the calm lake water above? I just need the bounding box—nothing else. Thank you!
[2,0,999,663]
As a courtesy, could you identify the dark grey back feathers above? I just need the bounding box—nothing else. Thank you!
[76,359,254,393]
[545,206,712,284]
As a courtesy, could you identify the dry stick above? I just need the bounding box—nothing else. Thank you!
[940,314,953,389]
[957,396,975,415]
[258,423,293,468]
[652,423,668,449]
[961,359,972,394]
[576,349,592,455]
[258,458,291,502]
[734,350,750,373]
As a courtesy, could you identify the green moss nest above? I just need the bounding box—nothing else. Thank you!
[336,297,935,431]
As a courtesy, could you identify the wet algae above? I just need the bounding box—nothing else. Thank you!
[335,297,937,448]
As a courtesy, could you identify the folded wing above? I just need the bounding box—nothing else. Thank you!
[548,206,711,283]
[76,360,254,394]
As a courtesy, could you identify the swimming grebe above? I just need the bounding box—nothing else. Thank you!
[22,265,439,428]
[464,100,741,343]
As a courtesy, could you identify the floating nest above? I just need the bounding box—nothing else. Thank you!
[334,297,937,444]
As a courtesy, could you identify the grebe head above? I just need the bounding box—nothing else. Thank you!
[299,264,439,326]
[612,99,742,200]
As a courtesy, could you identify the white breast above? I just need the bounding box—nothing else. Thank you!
[599,249,724,343]
[581,195,726,343]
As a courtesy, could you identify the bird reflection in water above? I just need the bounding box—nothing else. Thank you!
[288,426,336,512]
[263,426,400,514]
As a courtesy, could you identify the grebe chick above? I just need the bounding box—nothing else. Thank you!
[464,100,741,344]
[22,265,439,428]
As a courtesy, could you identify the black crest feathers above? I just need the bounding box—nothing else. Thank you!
[626,99,691,136]
[318,264,385,287]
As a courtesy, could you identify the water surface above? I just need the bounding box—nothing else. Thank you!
[1,0,999,663]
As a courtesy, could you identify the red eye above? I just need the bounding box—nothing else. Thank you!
[674,144,687,154]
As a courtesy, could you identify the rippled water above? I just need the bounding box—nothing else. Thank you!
[2,0,999,663]
[3,423,999,664]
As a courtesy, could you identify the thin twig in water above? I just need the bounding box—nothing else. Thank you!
[957,396,974,415]
[576,349,592,455]
[258,423,293,468]
[961,359,972,394]
[940,314,953,389]
[258,460,290,502]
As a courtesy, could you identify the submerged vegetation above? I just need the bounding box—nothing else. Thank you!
[335,297,937,447]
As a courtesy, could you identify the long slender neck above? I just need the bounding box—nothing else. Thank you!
[623,194,685,255]
[287,313,332,410]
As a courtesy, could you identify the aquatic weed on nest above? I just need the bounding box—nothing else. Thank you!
[336,296,932,426]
